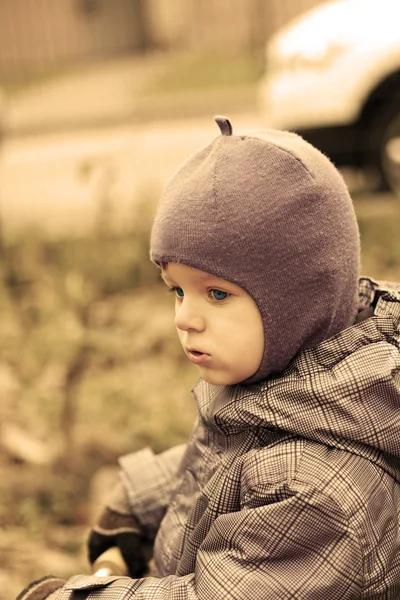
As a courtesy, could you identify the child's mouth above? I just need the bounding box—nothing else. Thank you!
[187,349,209,365]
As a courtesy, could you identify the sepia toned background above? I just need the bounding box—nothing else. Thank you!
[0,1,399,597]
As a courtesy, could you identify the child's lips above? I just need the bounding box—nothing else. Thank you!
[186,348,209,365]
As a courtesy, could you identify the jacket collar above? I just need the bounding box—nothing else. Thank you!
[193,278,400,481]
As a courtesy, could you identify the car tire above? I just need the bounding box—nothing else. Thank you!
[368,100,400,195]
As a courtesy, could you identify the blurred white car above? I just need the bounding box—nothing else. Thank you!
[259,0,400,192]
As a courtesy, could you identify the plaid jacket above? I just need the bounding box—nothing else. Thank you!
[60,277,400,599]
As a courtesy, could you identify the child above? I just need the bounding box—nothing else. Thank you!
[18,117,400,599]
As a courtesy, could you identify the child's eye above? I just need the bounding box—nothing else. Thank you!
[170,286,184,298]
[210,289,229,301]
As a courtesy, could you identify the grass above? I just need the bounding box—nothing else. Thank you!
[0,65,73,96]
[0,227,198,597]
[148,51,264,94]
[0,50,263,100]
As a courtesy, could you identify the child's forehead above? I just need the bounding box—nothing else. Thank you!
[162,263,230,286]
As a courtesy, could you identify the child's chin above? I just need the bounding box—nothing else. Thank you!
[200,370,240,387]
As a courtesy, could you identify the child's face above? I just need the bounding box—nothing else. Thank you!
[162,263,264,386]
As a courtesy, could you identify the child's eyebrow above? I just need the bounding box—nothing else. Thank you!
[160,272,174,286]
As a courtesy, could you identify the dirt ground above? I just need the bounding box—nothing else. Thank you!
[1,467,100,598]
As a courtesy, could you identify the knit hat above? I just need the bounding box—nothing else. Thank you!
[150,116,360,383]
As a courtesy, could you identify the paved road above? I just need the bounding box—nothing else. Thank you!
[0,116,397,240]
[0,114,260,239]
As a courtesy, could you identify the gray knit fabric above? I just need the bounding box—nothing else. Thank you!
[150,116,360,383]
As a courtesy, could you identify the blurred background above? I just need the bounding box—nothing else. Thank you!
[0,0,399,596]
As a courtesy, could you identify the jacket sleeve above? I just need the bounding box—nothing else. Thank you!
[57,479,363,600]
[119,444,187,538]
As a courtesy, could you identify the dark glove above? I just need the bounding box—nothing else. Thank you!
[16,575,65,600]
[88,478,148,578]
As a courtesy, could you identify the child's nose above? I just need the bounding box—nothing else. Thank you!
[175,299,205,332]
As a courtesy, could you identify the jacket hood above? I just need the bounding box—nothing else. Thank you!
[193,277,400,482]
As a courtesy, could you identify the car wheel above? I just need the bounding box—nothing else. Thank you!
[369,101,400,195]
[380,109,400,196]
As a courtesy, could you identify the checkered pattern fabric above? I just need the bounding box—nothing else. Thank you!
[59,278,400,599]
